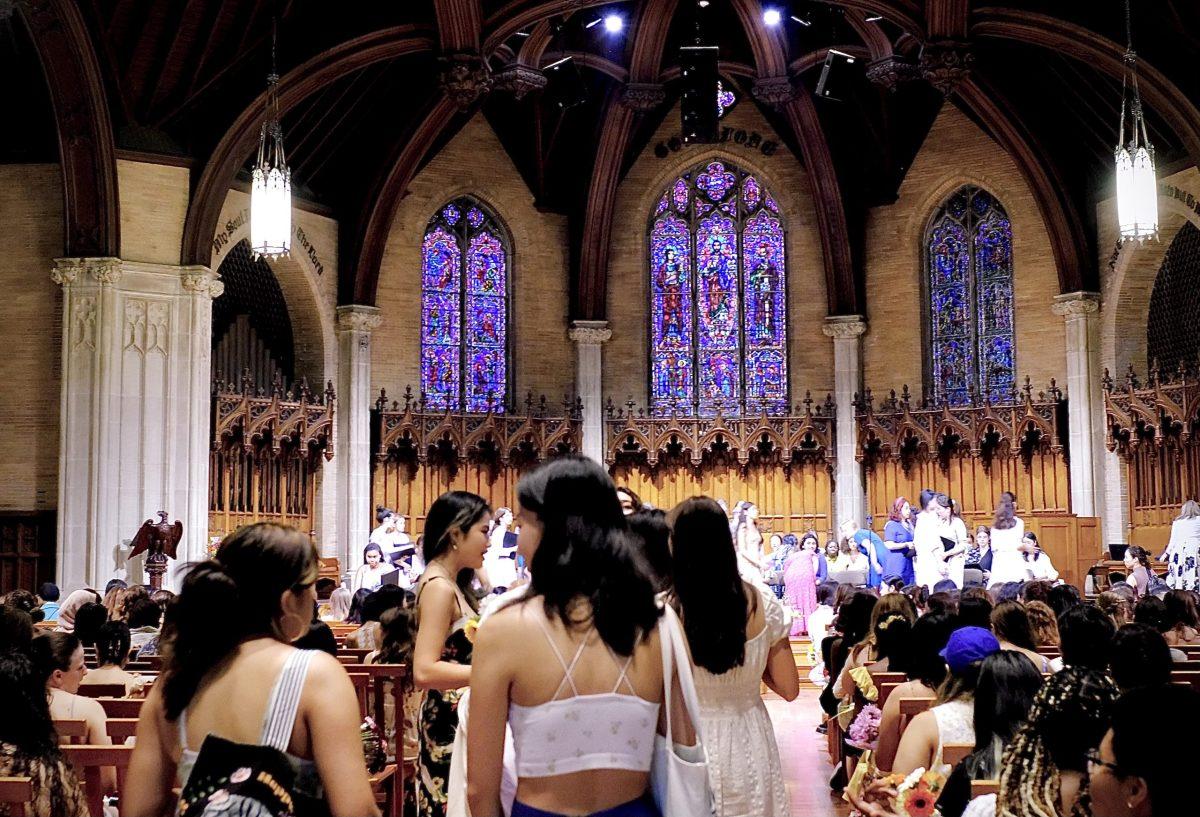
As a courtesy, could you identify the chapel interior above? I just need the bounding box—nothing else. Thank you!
[3,1,1200,814]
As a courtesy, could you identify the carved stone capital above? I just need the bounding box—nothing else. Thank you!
[822,315,868,339]
[336,304,383,333]
[492,64,548,100]
[52,257,122,287]
[751,76,797,107]
[620,83,667,111]
[439,53,492,108]
[1051,292,1102,317]
[919,41,974,95]
[569,320,612,346]
[181,266,222,298]
[865,56,919,90]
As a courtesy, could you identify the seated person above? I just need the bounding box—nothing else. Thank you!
[1108,623,1173,692]
[80,621,146,697]
[875,611,955,771]
[125,595,163,651]
[1022,533,1059,582]
[37,583,61,622]
[352,543,391,592]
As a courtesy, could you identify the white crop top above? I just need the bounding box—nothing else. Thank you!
[508,618,660,778]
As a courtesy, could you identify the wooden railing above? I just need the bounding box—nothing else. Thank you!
[603,393,836,534]
[371,387,583,534]
[1104,364,1200,547]
[208,373,335,538]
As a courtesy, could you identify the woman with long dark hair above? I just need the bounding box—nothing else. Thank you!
[413,490,491,817]
[1124,545,1154,599]
[468,457,666,817]
[1162,589,1200,645]
[731,501,765,584]
[669,497,797,816]
[874,611,955,770]
[0,651,88,816]
[124,522,378,817]
[990,600,1053,672]
[79,620,144,696]
[987,490,1030,587]
[783,531,820,634]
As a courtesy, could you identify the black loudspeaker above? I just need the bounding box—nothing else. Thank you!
[679,44,719,143]
[815,50,857,102]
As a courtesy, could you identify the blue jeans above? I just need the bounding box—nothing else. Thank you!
[509,791,659,817]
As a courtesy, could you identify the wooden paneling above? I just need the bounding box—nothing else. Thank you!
[373,460,533,534]
[0,512,55,594]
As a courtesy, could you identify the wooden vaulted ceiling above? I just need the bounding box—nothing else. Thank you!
[6,0,1200,318]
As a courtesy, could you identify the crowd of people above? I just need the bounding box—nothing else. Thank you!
[2,474,1200,817]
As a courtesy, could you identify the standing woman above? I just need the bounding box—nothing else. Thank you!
[1164,500,1200,591]
[671,497,797,816]
[784,531,820,636]
[882,497,917,585]
[912,489,943,592]
[732,501,766,584]
[987,491,1029,588]
[413,491,491,817]
[482,506,517,592]
[467,457,666,817]
[942,498,970,588]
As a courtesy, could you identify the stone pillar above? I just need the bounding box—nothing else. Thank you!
[568,321,612,464]
[53,258,221,590]
[823,315,868,527]
[336,305,382,575]
[1052,292,1106,523]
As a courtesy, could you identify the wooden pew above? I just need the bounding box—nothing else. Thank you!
[897,697,934,735]
[942,742,973,767]
[877,681,903,706]
[61,745,133,817]
[77,683,127,699]
[106,718,140,743]
[97,698,144,719]
[1171,671,1200,692]
[53,719,89,745]
[0,777,33,817]
[340,664,410,814]
[971,779,1000,798]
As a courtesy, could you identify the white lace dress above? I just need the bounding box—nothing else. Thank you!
[693,586,793,817]
[931,698,975,760]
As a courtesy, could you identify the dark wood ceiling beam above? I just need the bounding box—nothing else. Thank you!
[352,96,462,304]
[786,47,870,77]
[181,25,435,268]
[484,0,612,55]
[955,76,1092,293]
[146,0,227,118]
[516,20,554,66]
[926,0,970,40]
[844,10,893,61]
[137,0,209,119]
[121,0,181,119]
[20,0,119,256]
[809,1,924,38]
[434,0,483,53]
[973,8,1200,169]
[574,0,678,320]
[729,0,858,315]
[540,51,628,83]
[659,60,758,83]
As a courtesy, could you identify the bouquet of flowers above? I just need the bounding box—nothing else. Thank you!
[846,703,882,751]
[879,765,950,817]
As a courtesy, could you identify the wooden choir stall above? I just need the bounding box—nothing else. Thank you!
[603,394,836,537]
[371,388,583,533]
[855,379,1099,587]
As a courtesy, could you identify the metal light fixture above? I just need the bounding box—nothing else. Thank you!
[250,21,292,260]
[1115,0,1157,243]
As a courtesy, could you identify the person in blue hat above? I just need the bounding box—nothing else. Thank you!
[890,626,1000,775]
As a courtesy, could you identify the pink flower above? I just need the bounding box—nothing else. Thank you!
[846,704,883,751]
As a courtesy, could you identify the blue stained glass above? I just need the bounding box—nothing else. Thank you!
[421,198,510,411]
[696,162,736,201]
[926,186,1015,405]
[655,192,669,215]
[717,81,737,119]
[649,160,787,415]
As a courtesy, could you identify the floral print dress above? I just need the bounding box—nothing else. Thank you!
[416,579,474,817]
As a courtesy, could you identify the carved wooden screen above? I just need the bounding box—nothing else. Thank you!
[371,390,582,535]
[605,399,834,537]
[1105,367,1200,547]
[0,512,55,594]
[857,382,1095,586]
[208,378,335,539]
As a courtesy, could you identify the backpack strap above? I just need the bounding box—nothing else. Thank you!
[260,649,316,751]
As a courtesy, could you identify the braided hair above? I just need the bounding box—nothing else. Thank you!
[996,667,1119,817]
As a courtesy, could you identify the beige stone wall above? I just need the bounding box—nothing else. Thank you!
[0,164,63,510]
[118,159,190,265]
[606,100,833,408]
[861,105,1065,397]
[372,113,573,405]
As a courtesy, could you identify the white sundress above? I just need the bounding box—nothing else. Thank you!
[692,586,793,817]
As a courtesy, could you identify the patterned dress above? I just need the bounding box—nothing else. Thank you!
[1166,517,1200,592]
[416,580,474,817]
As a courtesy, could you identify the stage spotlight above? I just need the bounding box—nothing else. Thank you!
[763,8,782,26]
[604,14,623,33]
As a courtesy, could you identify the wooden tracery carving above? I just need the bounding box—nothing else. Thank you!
[209,373,336,537]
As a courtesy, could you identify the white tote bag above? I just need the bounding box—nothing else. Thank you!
[651,604,716,817]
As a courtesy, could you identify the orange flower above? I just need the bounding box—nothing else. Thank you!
[900,780,938,817]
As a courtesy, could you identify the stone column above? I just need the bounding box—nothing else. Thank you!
[335,305,382,575]
[1052,292,1106,523]
[569,320,612,464]
[53,258,221,590]
[823,315,868,527]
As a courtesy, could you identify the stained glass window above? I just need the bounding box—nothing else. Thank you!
[421,197,509,411]
[650,160,788,415]
[926,186,1015,405]
[716,81,737,119]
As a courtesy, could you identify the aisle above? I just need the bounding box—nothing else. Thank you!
[765,689,851,817]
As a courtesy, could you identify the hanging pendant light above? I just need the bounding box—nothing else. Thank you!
[251,21,291,260]
[1114,0,1157,243]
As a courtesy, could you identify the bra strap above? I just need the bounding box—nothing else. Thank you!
[260,649,315,751]
[610,652,637,695]
[535,616,586,700]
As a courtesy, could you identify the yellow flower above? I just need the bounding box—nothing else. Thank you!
[463,617,481,643]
